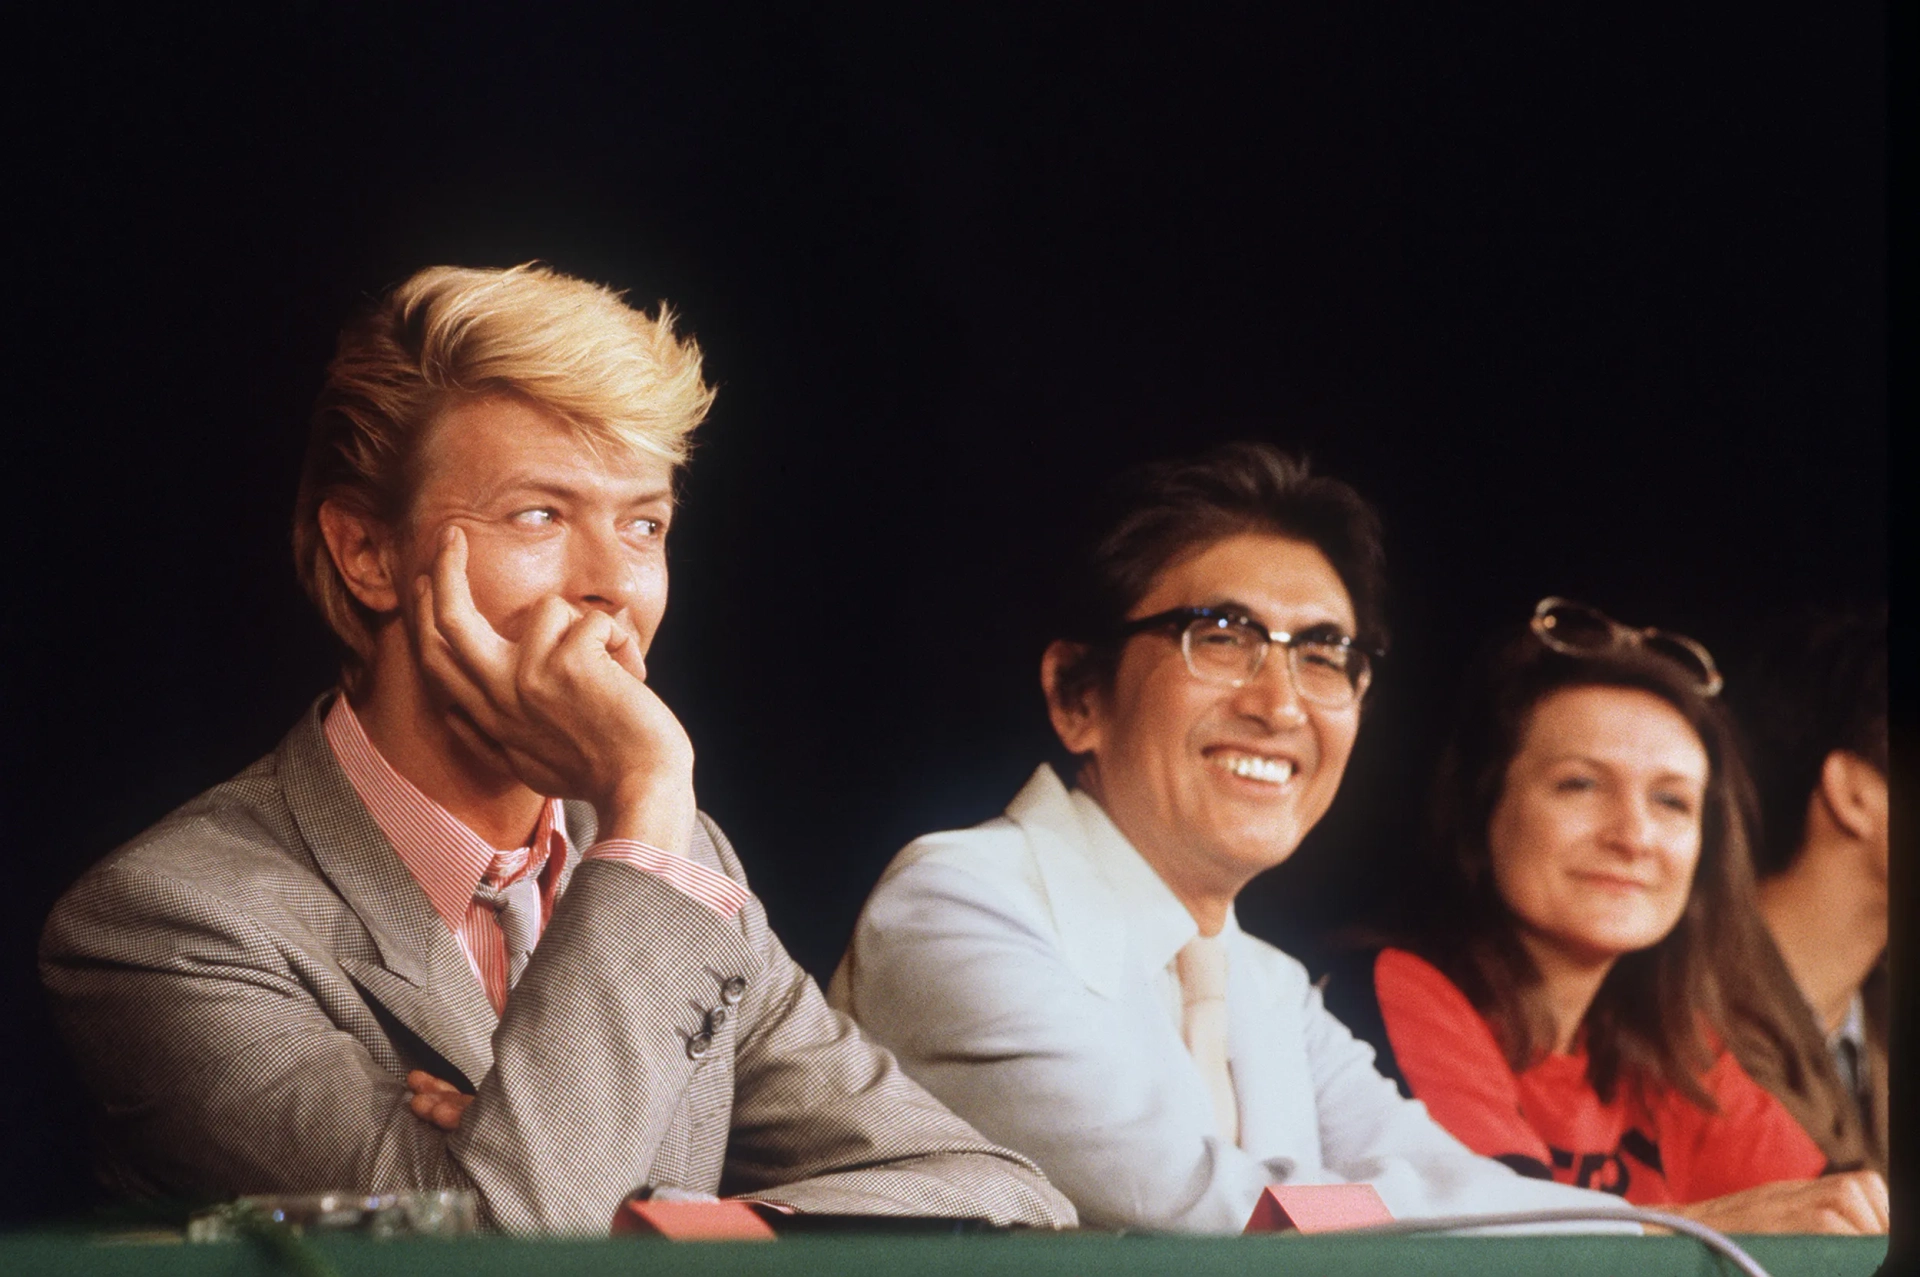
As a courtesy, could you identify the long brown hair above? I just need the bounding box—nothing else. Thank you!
[1420,624,1771,1110]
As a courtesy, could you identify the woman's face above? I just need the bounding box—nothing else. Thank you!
[1487,685,1710,973]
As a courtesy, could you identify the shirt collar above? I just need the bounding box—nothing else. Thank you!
[1829,989,1867,1053]
[323,695,570,933]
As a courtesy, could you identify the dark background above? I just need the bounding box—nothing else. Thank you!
[3,5,1885,1226]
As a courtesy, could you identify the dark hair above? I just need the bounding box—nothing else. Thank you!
[1049,442,1388,706]
[1733,605,1887,879]
[1420,623,1769,1110]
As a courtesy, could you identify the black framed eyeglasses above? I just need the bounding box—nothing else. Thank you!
[1529,596,1723,697]
[1113,606,1381,708]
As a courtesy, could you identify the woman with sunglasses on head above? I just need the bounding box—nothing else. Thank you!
[1322,600,1887,1234]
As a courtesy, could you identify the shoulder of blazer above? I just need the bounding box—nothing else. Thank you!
[875,764,1129,1002]
[48,703,327,931]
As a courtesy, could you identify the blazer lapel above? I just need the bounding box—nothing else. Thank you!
[278,696,499,1090]
[1006,765,1130,1001]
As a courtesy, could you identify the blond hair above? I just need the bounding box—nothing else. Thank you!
[293,262,715,662]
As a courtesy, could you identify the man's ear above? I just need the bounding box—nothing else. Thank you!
[1041,641,1104,756]
[317,499,403,614]
[1817,749,1888,845]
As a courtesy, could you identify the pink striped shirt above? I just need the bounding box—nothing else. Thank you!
[323,696,749,1013]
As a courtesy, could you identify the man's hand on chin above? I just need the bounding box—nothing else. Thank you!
[413,525,697,856]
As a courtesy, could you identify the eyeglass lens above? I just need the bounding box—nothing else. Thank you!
[1639,633,1715,685]
[1537,603,1615,650]
[1181,617,1363,706]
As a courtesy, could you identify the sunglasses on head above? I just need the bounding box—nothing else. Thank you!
[1529,597,1723,697]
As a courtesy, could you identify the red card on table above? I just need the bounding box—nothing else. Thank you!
[1243,1183,1394,1234]
[612,1198,778,1241]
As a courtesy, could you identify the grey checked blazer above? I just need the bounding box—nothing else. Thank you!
[40,695,1075,1234]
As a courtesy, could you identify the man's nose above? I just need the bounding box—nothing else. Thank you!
[565,523,638,614]
[1233,647,1308,728]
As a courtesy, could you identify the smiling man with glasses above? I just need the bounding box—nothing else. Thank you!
[829,443,1640,1233]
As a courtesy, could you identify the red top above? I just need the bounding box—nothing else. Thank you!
[1373,947,1826,1204]
[325,695,749,1013]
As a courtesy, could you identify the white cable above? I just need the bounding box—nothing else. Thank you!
[1310,1207,1771,1277]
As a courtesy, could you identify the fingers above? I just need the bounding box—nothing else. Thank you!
[1783,1174,1885,1235]
[605,608,650,680]
[1793,1172,1881,1235]
[416,525,641,705]
[552,608,621,675]
[1830,1170,1889,1234]
[548,609,654,702]
[1678,1176,1886,1236]
[415,532,524,745]
[416,576,505,736]
[1860,1171,1890,1231]
[407,1070,460,1095]
[1813,1203,1867,1236]
[407,1090,469,1131]
[421,526,514,693]
[516,596,586,684]
[405,1071,475,1132]
[405,531,672,806]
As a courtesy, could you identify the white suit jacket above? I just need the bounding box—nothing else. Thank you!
[829,765,1633,1232]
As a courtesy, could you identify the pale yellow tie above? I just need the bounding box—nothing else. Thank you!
[1176,934,1239,1146]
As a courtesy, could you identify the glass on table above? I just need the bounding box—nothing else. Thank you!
[187,1190,477,1241]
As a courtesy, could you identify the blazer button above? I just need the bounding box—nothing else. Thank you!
[721,976,747,1005]
[686,1030,713,1061]
[706,1005,730,1032]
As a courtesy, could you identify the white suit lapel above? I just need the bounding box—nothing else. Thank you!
[1007,765,1150,1002]
[1006,760,1198,998]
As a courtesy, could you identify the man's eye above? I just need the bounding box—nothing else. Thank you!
[1297,643,1350,671]
[1553,776,1597,794]
[510,508,557,527]
[627,517,665,537]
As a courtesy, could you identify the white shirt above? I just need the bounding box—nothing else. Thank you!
[828,764,1635,1233]
[1827,990,1869,1106]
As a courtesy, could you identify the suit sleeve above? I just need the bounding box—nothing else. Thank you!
[40,836,767,1235]
[695,818,1076,1226]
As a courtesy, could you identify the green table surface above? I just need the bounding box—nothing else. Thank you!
[0,1231,1891,1277]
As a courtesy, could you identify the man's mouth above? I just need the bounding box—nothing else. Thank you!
[1204,749,1296,786]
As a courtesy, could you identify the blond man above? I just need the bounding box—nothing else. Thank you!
[41,264,1073,1235]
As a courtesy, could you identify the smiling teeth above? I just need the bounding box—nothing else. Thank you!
[1219,754,1294,784]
